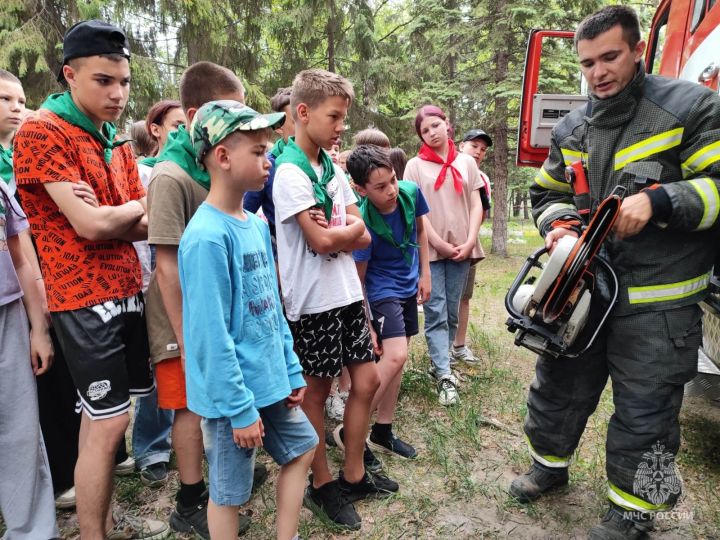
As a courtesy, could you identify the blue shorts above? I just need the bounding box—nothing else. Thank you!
[369,295,419,340]
[202,400,318,506]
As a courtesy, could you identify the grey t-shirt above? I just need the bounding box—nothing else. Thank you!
[0,181,29,306]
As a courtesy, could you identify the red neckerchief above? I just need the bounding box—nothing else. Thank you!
[417,139,464,194]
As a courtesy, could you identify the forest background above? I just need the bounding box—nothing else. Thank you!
[0,0,658,254]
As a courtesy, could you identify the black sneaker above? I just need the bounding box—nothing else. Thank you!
[588,505,654,540]
[170,490,252,539]
[338,469,399,502]
[170,494,210,539]
[252,462,268,493]
[363,445,383,473]
[140,462,168,487]
[508,462,569,503]
[367,431,417,459]
[303,477,361,531]
[332,425,383,473]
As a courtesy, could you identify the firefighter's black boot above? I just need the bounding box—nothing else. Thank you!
[588,504,654,540]
[508,461,568,503]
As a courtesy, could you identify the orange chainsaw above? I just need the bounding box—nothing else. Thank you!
[505,182,625,358]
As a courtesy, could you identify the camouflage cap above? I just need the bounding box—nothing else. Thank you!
[190,100,285,166]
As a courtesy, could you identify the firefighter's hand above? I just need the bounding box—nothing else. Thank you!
[613,193,652,240]
[233,418,265,448]
[545,227,579,254]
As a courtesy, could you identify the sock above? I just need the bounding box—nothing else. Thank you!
[372,422,393,440]
[178,479,207,507]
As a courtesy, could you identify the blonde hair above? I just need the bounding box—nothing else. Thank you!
[353,128,390,148]
[0,69,21,85]
[290,69,354,118]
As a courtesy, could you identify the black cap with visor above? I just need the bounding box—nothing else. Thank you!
[58,20,131,83]
[461,128,493,146]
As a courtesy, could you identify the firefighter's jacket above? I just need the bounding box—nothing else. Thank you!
[531,63,720,315]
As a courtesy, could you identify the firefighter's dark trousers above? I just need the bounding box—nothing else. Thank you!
[524,305,702,511]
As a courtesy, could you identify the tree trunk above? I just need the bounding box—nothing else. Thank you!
[491,52,509,256]
[445,0,458,127]
[489,0,509,256]
[514,189,522,218]
[523,191,529,220]
[327,0,337,72]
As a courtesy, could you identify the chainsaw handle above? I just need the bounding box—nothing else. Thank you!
[505,246,548,319]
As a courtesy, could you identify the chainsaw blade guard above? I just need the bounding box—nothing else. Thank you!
[542,194,622,323]
[504,190,623,359]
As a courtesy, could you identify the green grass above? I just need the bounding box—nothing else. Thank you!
[25,221,720,538]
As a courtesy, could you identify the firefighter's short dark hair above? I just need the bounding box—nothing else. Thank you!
[574,5,641,50]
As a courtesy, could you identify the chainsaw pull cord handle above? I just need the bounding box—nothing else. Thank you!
[565,160,591,219]
[569,106,593,221]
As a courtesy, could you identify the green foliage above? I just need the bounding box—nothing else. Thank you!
[0,0,661,244]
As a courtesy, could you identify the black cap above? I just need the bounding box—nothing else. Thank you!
[462,128,493,146]
[58,20,130,82]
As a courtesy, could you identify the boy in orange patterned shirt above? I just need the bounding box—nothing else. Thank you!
[14,20,169,540]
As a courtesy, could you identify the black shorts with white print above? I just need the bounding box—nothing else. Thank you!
[51,294,154,420]
[288,301,375,378]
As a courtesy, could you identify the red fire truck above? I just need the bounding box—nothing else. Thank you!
[516,0,720,395]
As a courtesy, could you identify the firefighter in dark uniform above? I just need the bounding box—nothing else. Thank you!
[509,6,720,539]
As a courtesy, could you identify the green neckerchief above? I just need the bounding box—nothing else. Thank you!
[156,125,210,190]
[0,143,12,184]
[139,156,157,168]
[275,137,335,220]
[359,180,418,266]
[270,138,286,159]
[41,92,127,164]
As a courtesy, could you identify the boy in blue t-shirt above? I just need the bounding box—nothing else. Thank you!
[179,100,317,540]
[348,145,431,459]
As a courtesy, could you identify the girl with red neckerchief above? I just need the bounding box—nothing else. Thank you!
[403,105,484,407]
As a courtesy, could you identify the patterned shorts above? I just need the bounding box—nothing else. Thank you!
[288,301,374,378]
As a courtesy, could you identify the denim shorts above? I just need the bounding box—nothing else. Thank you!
[202,400,318,506]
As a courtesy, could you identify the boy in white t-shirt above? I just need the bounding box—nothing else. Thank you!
[273,69,399,531]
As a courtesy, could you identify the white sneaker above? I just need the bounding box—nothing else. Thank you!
[107,510,170,539]
[55,486,76,509]
[114,456,136,476]
[428,365,462,385]
[450,345,480,364]
[437,374,459,406]
[325,392,346,421]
